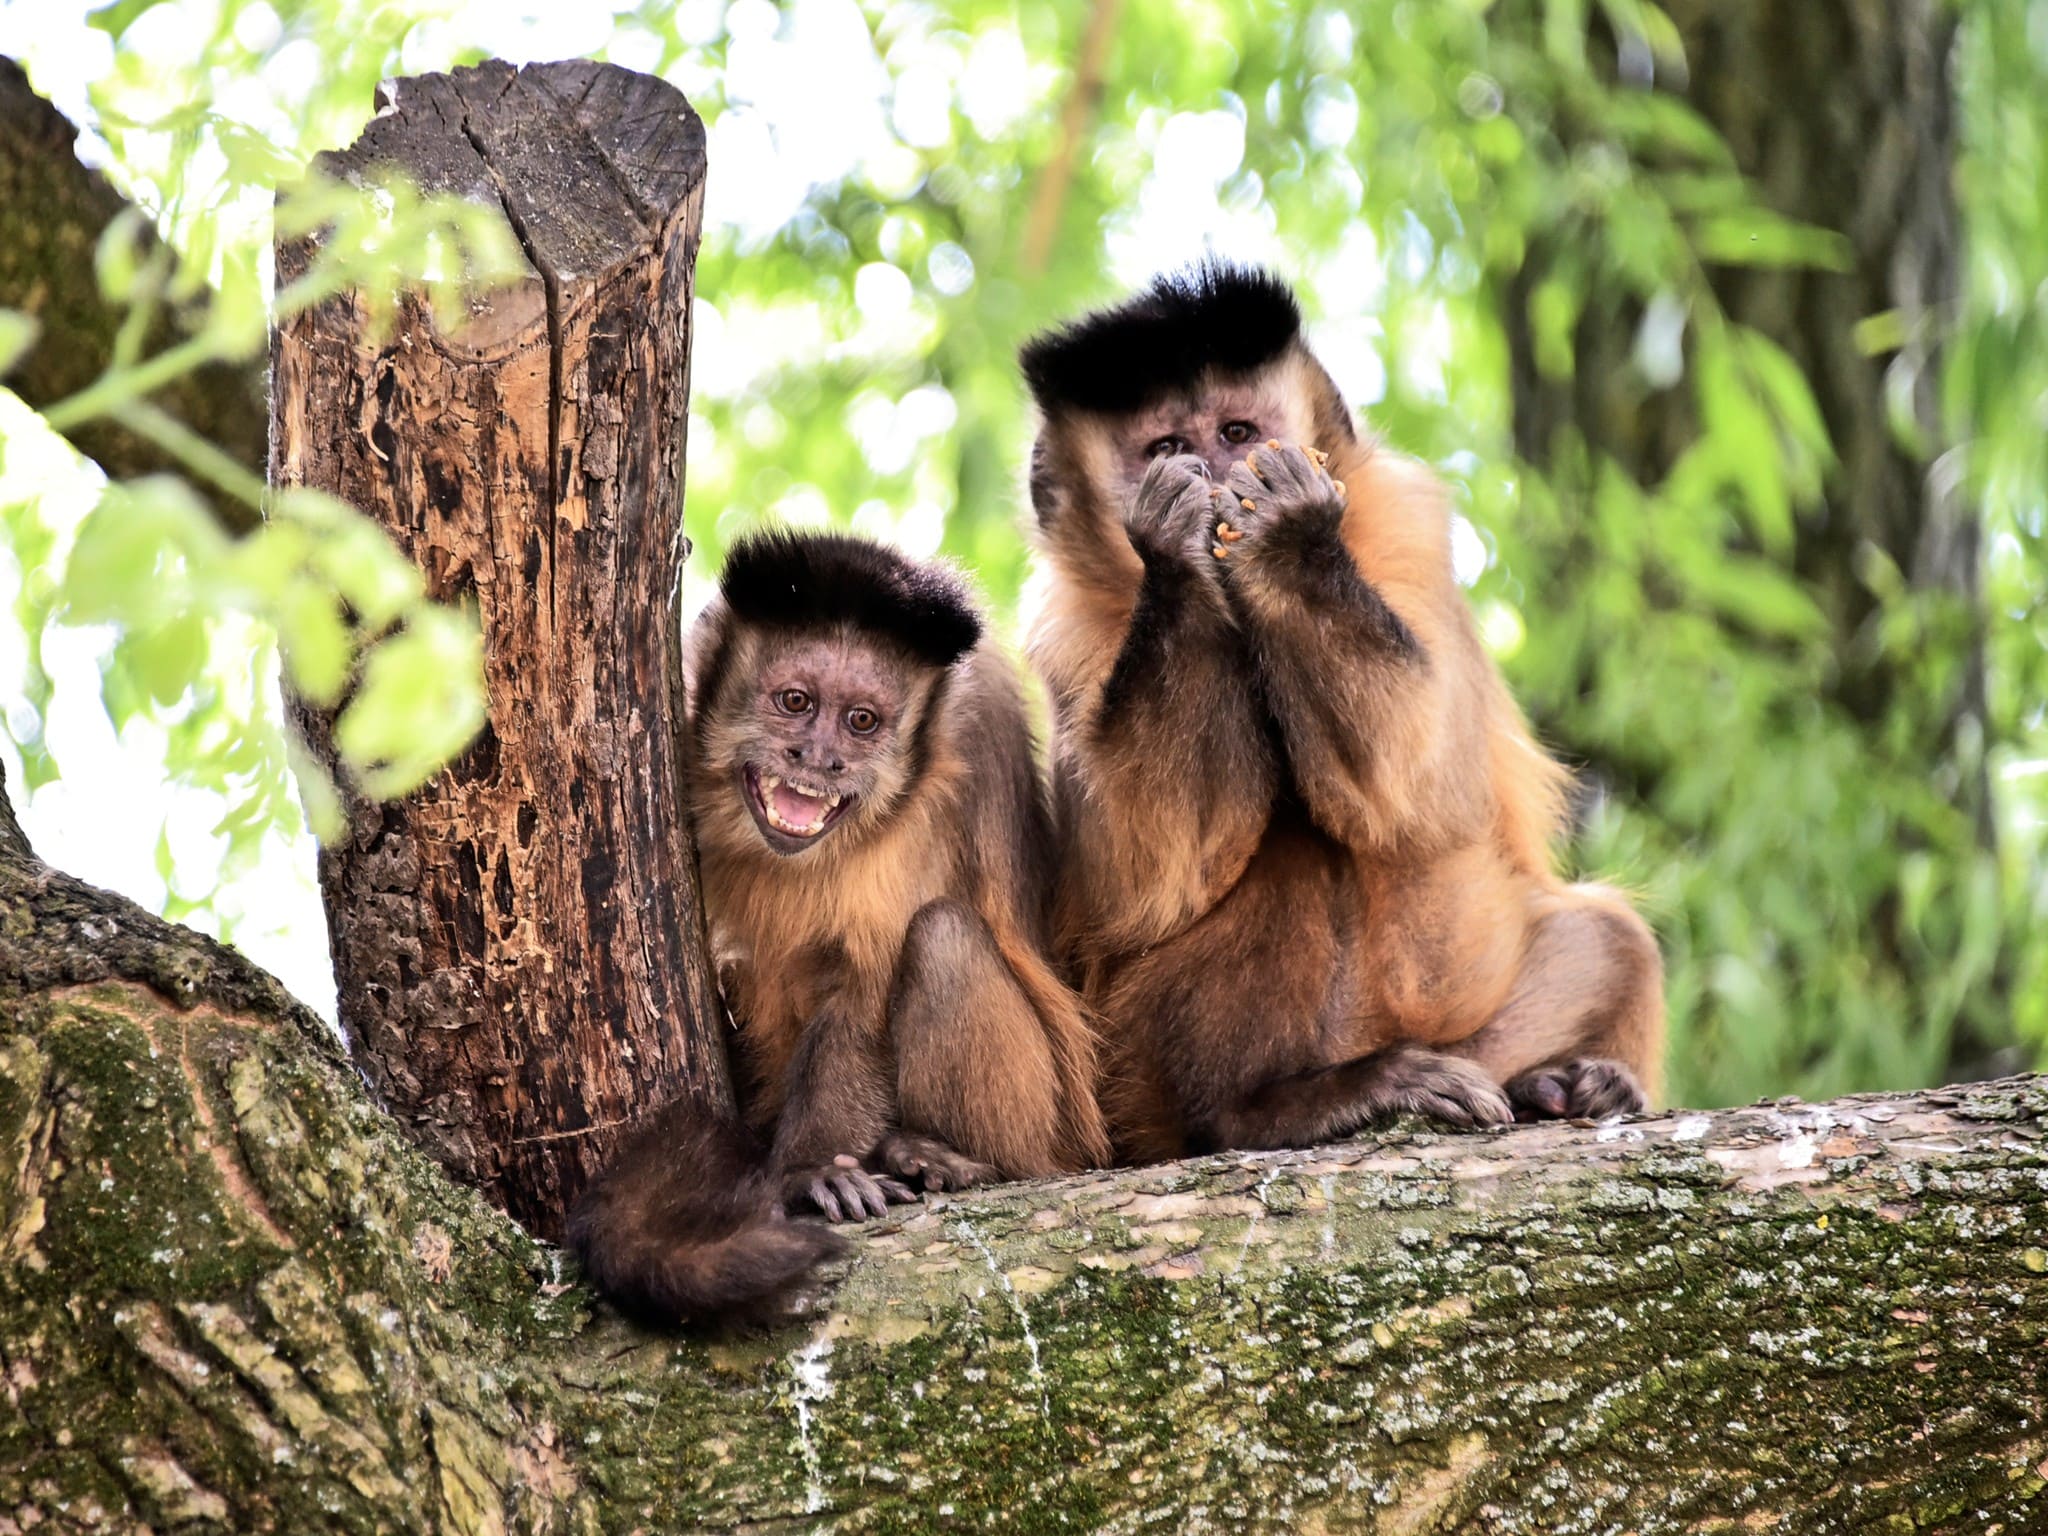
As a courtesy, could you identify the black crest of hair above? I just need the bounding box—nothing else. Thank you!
[1019,260,1304,415]
[720,529,983,669]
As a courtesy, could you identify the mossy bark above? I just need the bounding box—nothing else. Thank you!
[4,802,2044,1532]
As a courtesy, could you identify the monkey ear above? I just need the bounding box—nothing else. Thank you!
[720,530,983,670]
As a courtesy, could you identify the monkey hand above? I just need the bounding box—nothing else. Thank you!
[870,1129,999,1194]
[1124,452,1229,571]
[782,1153,920,1223]
[1215,440,1344,562]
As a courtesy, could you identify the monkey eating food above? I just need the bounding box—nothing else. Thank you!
[1020,262,1665,1162]
[569,530,1109,1322]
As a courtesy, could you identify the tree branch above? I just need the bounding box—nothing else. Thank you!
[1020,0,1123,275]
[3,817,2043,1531]
[0,57,264,532]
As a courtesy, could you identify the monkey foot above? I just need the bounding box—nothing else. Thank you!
[782,1154,919,1223]
[871,1130,998,1194]
[1374,1049,1514,1128]
[1505,1058,1646,1122]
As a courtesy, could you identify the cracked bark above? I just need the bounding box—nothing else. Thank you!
[270,60,725,1240]
[2,780,2044,1531]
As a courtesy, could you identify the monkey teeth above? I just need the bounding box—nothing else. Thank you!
[755,772,844,838]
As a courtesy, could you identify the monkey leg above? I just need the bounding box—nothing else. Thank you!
[881,899,1067,1184]
[1197,1046,1513,1150]
[1448,885,1665,1119]
[770,1007,921,1223]
[1100,812,1513,1159]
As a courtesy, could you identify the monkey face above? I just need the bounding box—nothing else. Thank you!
[1110,366,1317,499]
[720,630,923,857]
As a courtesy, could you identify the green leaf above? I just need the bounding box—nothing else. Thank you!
[128,614,208,707]
[0,310,39,377]
[334,608,487,799]
[271,579,353,707]
[1692,209,1852,272]
[94,206,154,305]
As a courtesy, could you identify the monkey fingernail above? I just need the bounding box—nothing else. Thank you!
[1265,437,1281,450]
[1212,545,1229,560]
[1240,498,1256,511]
[1220,526,1244,543]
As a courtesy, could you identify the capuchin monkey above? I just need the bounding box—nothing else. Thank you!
[1020,262,1664,1163]
[570,531,1109,1322]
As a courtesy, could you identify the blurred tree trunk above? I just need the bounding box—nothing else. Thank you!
[1510,1,1975,761]
[1502,2,1999,1072]
[0,58,265,532]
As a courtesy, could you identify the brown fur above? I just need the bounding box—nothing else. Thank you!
[1026,314,1665,1162]
[571,535,1107,1323]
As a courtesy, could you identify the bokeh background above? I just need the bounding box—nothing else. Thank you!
[1,0,2044,1107]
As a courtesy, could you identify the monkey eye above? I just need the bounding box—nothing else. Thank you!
[1146,435,1190,459]
[845,706,880,735]
[775,688,812,715]
[1221,420,1259,446]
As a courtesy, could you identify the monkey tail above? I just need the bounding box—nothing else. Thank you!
[995,930,1115,1169]
[566,1106,846,1325]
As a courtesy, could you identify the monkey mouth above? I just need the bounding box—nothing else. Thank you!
[742,765,853,853]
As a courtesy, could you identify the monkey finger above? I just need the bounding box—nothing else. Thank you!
[847,1173,894,1220]
[1225,460,1272,504]
[826,1173,877,1221]
[873,1174,920,1204]
[807,1178,846,1223]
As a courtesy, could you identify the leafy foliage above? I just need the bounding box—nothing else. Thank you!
[1,0,2042,1100]
[1,8,521,932]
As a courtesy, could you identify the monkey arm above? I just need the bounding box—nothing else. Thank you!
[1219,444,1489,857]
[1053,458,1278,954]
[768,1004,917,1222]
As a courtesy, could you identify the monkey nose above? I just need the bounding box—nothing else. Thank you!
[783,746,805,763]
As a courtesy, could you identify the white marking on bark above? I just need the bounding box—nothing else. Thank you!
[1670,1115,1711,1142]
[1778,1132,1817,1170]
[1319,1174,1337,1258]
[1235,1164,1281,1275]
[788,1325,835,1513]
[954,1217,1048,1418]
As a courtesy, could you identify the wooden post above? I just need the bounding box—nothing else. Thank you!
[270,60,726,1239]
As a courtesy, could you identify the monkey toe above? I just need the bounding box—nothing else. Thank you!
[1380,1051,1513,1129]
[802,1177,848,1223]
[788,1161,915,1223]
[872,1130,998,1194]
[1507,1059,1646,1122]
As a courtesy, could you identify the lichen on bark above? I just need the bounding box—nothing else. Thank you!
[4,819,2045,1534]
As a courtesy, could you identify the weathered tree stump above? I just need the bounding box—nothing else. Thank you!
[269,60,723,1238]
